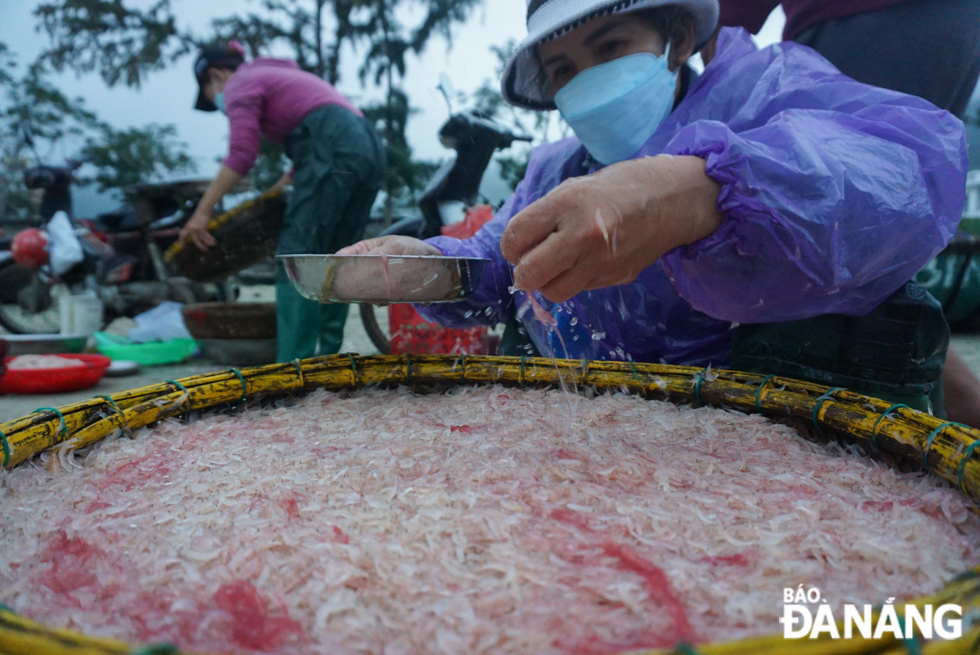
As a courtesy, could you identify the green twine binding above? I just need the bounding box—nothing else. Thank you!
[348,354,358,385]
[228,368,248,404]
[519,356,527,385]
[34,407,67,439]
[627,357,642,387]
[872,404,907,450]
[131,645,180,655]
[894,614,923,655]
[754,375,775,411]
[950,567,980,584]
[100,395,131,436]
[404,353,412,384]
[923,422,966,468]
[459,354,467,380]
[0,430,10,470]
[100,395,127,425]
[811,387,843,432]
[674,644,701,655]
[694,367,711,406]
[956,438,980,494]
[166,380,190,414]
[293,359,305,390]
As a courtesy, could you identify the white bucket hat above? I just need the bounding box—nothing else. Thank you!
[502,0,719,110]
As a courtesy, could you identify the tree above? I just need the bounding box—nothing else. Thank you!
[34,0,190,89]
[0,43,195,220]
[33,0,485,214]
[82,123,195,191]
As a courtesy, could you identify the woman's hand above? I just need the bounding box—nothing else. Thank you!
[337,235,442,257]
[499,155,723,303]
[179,209,217,251]
[179,165,243,251]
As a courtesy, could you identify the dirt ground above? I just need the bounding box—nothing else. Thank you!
[3,290,980,422]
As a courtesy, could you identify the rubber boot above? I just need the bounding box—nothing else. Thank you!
[317,302,350,356]
[275,279,322,362]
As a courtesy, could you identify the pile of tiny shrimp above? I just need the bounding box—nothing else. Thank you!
[2,385,978,655]
[6,355,87,370]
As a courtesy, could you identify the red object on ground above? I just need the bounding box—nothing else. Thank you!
[388,203,498,356]
[388,304,492,355]
[0,354,111,394]
[11,228,50,270]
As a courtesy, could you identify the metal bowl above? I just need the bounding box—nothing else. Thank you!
[3,334,89,356]
[278,255,489,305]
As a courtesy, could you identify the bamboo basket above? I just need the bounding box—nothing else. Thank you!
[163,188,288,283]
[2,354,980,655]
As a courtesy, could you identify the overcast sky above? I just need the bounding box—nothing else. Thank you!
[0,1,786,214]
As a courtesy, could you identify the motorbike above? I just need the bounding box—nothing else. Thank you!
[0,127,232,334]
[359,94,531,353]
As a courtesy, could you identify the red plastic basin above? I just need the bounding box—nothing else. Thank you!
[0,354,112,395]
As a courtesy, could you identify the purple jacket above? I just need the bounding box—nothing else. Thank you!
[719,0,911,41]
[223,59,362,176]
[417,28,966,367]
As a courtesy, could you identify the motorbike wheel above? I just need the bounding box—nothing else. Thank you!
[0,258,61,334]
[359,303,391,355]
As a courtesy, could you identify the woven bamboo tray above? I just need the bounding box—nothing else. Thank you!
[2,354,980,655]
[163,189,288,283]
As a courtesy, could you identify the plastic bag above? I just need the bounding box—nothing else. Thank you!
[128,301,193,343]
[46,211,84,276]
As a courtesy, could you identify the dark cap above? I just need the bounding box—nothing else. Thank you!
[192,42,245,112]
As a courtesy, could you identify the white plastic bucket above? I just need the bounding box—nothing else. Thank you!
[59,293,103,336]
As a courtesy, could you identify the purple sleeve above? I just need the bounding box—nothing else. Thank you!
[718,0,782,34]
[413,183,529,328]
[660,46,966,324]
[222,89,263,176]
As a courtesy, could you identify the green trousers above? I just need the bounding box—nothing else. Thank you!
[732,282,949,416]
[275,105,385,362]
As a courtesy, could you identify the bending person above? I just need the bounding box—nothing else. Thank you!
[342,0,967,413]
[180,42,386,362]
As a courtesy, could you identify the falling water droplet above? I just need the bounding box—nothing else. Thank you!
[570,317,578,326]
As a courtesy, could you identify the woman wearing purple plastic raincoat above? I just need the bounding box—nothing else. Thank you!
[342,0,967,412]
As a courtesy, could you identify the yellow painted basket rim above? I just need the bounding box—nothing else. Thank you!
[162,187,286,263]
[2,353,979,655]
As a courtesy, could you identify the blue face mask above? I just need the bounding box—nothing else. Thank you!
[554,50,677,165]
[215,92,227,114]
